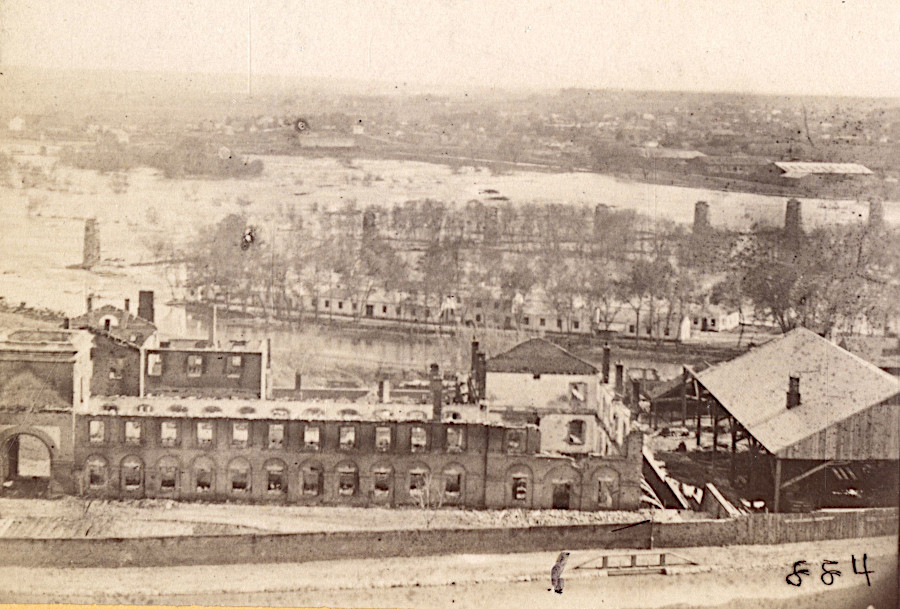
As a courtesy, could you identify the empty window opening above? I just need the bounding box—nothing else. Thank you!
[87,457,106,488]
[229,461,251,493]
[227,355,243,378]
[89,420,105,444]
[409,470,427,497]
[512,475,528,501]
[232,422,249,447]
[597,471,619,508]
[446,427,465,452]
[339,426,357,450]
[304,426,321,450]
[147,353,162,376]
[197,421,214,447]
[410,426,427,453]
[338,466,358,496]
[122,457,143,491]
[266,462,285,493]
[506,429,526,454]
[373,468,392,497]
[444,472,462,497]
[195,465,213,493]
[160,421,178,447]
[375,426,392,451]
[125,421,142,446]
[569,382,587,402]
[187,354,204,377]
[159,459,178,491]
[302,465,324,496]
[568,420,586,445]
[268,423,284,449]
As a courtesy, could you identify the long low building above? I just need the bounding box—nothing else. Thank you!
[0,315,643,511]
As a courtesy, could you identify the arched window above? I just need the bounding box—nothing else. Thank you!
[265,460,286,493]
[192,456,215,493]
[338,408,360,419]
[302,407,324,418]
[157,455,179,492]
[595,468,620,509]
[442,464,465,501]
[372,464,393,499]
[408,463,430,498]
[301,462,324,496]
[507,464,533,505]
[202,405,222,414]
[238,406,256,415]
[374,409,392,420]
[408,410,427,421]
[169,404,188,413]
[336,462,359,497]
[271,407,290,419]
[86,455,108,488]
[228,458,251,494]
[121,455,144,491]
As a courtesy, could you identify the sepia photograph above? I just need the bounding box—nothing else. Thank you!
[0,1,898,608]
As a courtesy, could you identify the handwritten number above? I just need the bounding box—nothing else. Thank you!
[851,554,873,587]
[820,560,841,585]
[786,560,809,587]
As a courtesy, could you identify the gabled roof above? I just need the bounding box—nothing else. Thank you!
[695,328,899,457]
[487,338,598,375]
[773,161,873,178]
[70,305,156,347]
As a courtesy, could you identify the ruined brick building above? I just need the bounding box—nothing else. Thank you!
[0,294,642,510]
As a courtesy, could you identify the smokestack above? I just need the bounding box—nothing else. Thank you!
[602,343,611,384]
[868,198,884,230]
[378,379,391,403]
[784,199,803,246]
[82,218,100,269]
[693,201,710,234]
[614,363,624,394]
[787,376,801,409]
[124,298,130,312]
[295,372,302,392]
[137,290,155,323]
[208,304,218,347]
[430,363,443,421]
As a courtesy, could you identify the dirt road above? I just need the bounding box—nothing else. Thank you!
[0,535,895,608]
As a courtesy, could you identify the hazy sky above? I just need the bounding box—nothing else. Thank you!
[2,0,899,96]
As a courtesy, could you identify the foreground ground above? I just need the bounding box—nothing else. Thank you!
[0,535,895,608]
[0,497,699,538]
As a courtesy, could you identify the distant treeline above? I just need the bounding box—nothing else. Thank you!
[59,135,263,179]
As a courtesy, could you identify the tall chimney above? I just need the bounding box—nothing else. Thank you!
[787,375,801,409]
[868,198,884,230]
[294,372,302,392]
[784,199,803,247]
[378,379,391,403]
[430,363,443,421]
[614,363,624,394]
[86,294,94,312]
[124,298,130,312]
[602,343,611,384]
[208,304,218,347]
[693,201,710,234]
[82,218,100,269]
[137,290,155,323]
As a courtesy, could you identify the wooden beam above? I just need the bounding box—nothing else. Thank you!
[780,461,837,491]
[773,458,782,513]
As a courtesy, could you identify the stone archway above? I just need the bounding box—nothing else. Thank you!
[0,429,55,497]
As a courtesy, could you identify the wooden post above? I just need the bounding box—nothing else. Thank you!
[680,367,688,426]
[695,395,703,448]
[730,417,738,484]
[711,404,719,460]
[773,458,782,513]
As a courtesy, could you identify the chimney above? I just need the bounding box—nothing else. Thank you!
[868,198,884,230]
[294,372,302,392]
[62,318,70,330]
[693,201,710,234]
[378,379,391,403]
[86,294,94,312]
[208,304,218,347]
[614,363,624,394]
[475,351,486,401]
[430,363,443,421]
[124,298,130,312]
[784,199,803,246]
[137,290,155,323]
[631,378,641,407]
[82,218,100,269]
[787,375,801,409]
[602,343,611,384]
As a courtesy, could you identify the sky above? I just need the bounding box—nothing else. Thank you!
[2,0,899,97]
